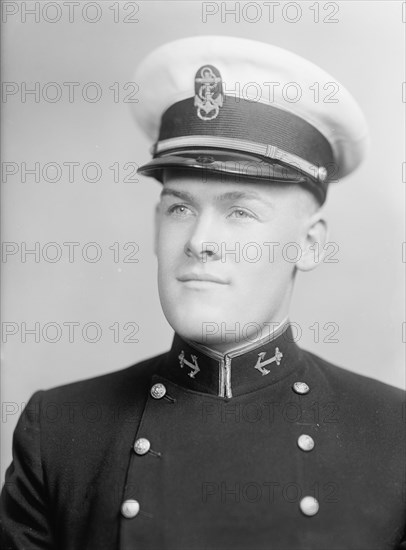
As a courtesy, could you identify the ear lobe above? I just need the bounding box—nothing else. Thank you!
[296,214,328,272]
[153,203,160,256]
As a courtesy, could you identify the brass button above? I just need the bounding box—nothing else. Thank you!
[292,381,310,395]
[297,434,315,452]
[121,499,140,518]
[134,438,151,456]
[150,383,166,399]
[299,496,319,516]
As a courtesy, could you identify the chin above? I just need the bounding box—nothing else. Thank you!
[161,301,232,344]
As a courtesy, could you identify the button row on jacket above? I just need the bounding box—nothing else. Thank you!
[121,384,166,521]
[292,383,318,515]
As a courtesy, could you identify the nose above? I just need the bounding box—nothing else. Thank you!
[184,213,221,261]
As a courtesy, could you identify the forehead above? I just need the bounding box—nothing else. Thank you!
[163,169,278,199]
[160,169,305,208]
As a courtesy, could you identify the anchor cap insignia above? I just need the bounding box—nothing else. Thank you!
[194,65,224,121]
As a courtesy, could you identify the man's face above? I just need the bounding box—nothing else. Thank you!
[155,169,320,349]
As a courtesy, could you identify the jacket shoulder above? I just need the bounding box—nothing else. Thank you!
[304,349,405,399]
[36,351,167,404]
[302,349,405,430]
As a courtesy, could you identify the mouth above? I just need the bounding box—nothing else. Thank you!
[177,272,229,285]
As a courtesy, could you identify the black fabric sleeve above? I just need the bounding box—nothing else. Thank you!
[0,391,55,549]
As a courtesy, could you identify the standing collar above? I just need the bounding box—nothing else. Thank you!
[160,321,303,398]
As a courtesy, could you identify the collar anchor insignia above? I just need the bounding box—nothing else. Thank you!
[178,350,200,378]
[254,347,283,376]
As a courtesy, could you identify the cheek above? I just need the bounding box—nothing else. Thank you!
[157,222,186,268]
[234,237,296,279]
[234,260,291,306]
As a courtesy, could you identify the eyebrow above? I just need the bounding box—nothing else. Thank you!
[160,187,271,206]
[160,188,195,202]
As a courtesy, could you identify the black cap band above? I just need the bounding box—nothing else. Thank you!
[158,96,334,175]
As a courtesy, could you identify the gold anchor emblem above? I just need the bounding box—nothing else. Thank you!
[194,65,224,121]
[178,350,200,378]
[254,347,283,376]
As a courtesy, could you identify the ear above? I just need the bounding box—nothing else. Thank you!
[296,212,328,272]
[153,202,160,256]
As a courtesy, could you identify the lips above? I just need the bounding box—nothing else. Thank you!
[177,272,229,285]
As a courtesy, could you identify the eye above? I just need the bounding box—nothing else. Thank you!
[228,208,256,220]
[166,204,194,217]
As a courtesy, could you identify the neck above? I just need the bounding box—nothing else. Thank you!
[194,317,290,355]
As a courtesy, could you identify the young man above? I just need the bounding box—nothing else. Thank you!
[1,36,405,550]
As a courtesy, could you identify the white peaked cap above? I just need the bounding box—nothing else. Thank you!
[132,35,369,203]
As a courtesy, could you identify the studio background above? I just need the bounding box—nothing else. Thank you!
[1,0,405,480]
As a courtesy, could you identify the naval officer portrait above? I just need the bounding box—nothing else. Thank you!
[1,35,405,549]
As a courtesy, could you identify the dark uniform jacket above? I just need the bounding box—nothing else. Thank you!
[1,325,405,549]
